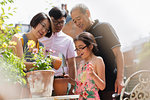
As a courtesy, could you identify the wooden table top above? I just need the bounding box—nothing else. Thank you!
[18,95,79,100]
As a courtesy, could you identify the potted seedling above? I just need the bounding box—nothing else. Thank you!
[24,41,60,98]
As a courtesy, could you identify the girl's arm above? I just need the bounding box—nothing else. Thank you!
[88,57,105,90]
[64,74,76,86]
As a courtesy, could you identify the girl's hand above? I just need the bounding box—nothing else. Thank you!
[87,63,96,78]
[64,74,76,86]
[64,74,70,78]
[64,74,73,83]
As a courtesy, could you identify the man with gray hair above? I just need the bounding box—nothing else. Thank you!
[71,3,124,100]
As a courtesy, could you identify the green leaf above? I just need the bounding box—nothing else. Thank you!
[1,7,4,14]
[7,0,14,3]
[0,1,7,6]
[3,15,9,19]
[8,13,13,16]
[8,24,13,26]
[8,6,11,10]
[13,7,17,10]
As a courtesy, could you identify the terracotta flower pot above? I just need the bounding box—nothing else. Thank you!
[53,77,69,96]
[52,56,62,70]
[26,70,55,97]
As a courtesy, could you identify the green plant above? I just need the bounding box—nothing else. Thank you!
[0,0,20,46]
[31,46,53,71]
[0,42,26,85]
[0,0,26,85]
[0,0,53,86]
[23,40,53,71]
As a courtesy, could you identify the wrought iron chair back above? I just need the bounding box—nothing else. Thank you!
[120,70,150,100]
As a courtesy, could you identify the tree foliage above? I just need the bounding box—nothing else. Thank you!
[0,0,26,85]
[0,0,20,46]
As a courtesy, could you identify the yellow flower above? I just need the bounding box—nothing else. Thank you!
[9,41,17,46]
[2,42,8,48]
[27,40,36,49]
[0,20,3,25]
[0,25,3,29]
[15,25,20,30]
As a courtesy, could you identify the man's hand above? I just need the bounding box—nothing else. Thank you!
[115,78,124,94]
[112,47,125,94]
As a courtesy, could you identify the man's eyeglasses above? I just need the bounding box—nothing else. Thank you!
[75,45,87,51]
[40,22,49,32]
[52,19,65,26]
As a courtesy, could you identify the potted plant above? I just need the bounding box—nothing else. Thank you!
[26,70,55,98]
[53,53,69,96]
[23,41,61,98]
[53,76,69,96]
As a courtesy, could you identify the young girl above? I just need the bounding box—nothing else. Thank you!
[67,32,105,100]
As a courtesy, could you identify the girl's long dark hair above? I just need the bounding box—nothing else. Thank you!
[74,32,98,55]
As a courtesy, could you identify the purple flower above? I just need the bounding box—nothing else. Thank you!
[45,49,49,53]
[0,54,3,58]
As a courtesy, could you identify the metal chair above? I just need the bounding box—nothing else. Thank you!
[112,70,150,100]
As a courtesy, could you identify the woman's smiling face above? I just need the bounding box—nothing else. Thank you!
[33,19,50,39]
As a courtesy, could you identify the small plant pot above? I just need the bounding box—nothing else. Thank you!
[26,70,55,98]
[53,76,69,96]
[52,56,62,70]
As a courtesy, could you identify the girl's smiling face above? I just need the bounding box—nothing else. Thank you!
[75,40,92,59]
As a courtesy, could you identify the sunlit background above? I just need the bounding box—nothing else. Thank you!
[5,0,150,49]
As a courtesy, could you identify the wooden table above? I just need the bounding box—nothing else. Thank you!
[18,95,79,100]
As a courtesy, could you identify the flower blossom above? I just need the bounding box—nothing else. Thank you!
[2,42,8,48]
[27,40,35,49]
[32,48,38,54]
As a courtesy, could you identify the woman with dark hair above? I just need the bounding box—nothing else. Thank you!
[11,12,53,71]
